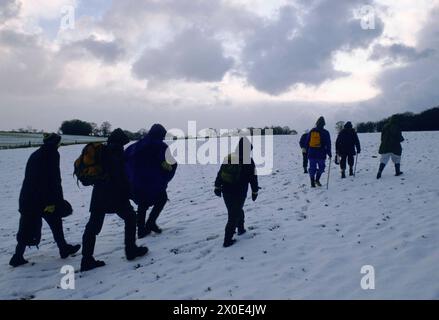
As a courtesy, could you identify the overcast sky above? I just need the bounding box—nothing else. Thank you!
[1,0,438,132]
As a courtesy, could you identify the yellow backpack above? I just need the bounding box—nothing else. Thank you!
[309,131,321,148]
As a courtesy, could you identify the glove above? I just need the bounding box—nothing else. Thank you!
[161,161,173,172]
[44,205,56,214]
[214,187,222,198]
[252,192,258,202]
[335,155,339,165]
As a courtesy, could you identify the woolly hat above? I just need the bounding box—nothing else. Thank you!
[43,133,61,146]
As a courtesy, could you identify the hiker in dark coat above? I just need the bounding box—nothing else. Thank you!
[299,130,309,173]
[9,133,80,268]
[306,116,332,188]
[214,137,259,248]
[335,121,361,178]
[81,129,148,272]
[124,124,177,238]
[377,116,405,179]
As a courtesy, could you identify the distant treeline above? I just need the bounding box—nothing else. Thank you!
[10,120,298,141]
[356,106,439,133]
[57,121,298,139]
[58,119,147,140]
[248,126,297,135]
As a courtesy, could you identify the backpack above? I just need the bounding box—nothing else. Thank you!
[73,142,108,186]
[309,130,321,148]
[220,154,242,184]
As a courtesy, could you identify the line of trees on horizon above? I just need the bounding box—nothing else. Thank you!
[56,121,299,140]
[356,106,439,133]
[5,122,298,140]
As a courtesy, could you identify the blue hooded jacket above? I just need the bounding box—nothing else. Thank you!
[124,124,177,206]
[306,117,332,160]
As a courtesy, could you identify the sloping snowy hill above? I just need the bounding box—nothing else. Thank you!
[0,132,438,299]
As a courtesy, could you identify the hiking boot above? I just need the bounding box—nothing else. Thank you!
[149,224,162,234]
[9,254,28,268]
[60,244,81,259]
[80,257,106,272]
[315,180,322,187]
[138,225,149,239]
[395,164,403,176]
[237,228,247,236]
[341,171,346,179]
[377,163,385,179]
[223,239,236,248]
[311,177,316,188]
[126,246,149,261]
[349,167,354,176]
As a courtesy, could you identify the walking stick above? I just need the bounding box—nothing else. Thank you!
[326,157,332,190]
[354,153,359,177]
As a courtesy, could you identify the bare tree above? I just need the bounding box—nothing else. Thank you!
[100,121,112,137]
[335,121,345,133]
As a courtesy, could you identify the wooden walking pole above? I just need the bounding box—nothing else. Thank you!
[326,157,332,190]
[354,153,359,177]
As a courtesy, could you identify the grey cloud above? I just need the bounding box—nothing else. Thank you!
[242,0,384,95]
[105,0,258,34]
[353,7,439,122]
[132,28,234,82]
[0,29,62,95]
[0,2,62,96]
[371,43,436,64]
[60,36,125,64]
[0,0,20,22]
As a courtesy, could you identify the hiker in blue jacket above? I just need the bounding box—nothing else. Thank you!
[306,117,332,188]
[125,124,177,238]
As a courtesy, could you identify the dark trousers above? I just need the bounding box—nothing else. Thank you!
[137,192,168,228]
[82,207,136,258]
[223,192,246,242]
[340,154,354,170]
[15,213,67,256]
[302,152,308,170]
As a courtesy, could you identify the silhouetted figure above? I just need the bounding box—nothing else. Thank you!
[299,130,309,173]
[336,122,361,178]
[215,137,259,248]
[377,116,405,179]
[81,129,148,272]
[9,133,80,268]
[125,124,177,238]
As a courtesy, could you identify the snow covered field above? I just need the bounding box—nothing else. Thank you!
[0,132,438,300]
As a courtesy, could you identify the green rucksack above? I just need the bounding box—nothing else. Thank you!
[221,154,242,184]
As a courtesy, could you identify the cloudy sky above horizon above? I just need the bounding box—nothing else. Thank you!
[1,0,438,132]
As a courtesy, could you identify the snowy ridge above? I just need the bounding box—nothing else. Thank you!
[0,132,438,299]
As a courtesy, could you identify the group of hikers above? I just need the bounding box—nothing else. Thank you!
[9,116,405,272]
[299,115,404,187]
[9,125,177,272]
